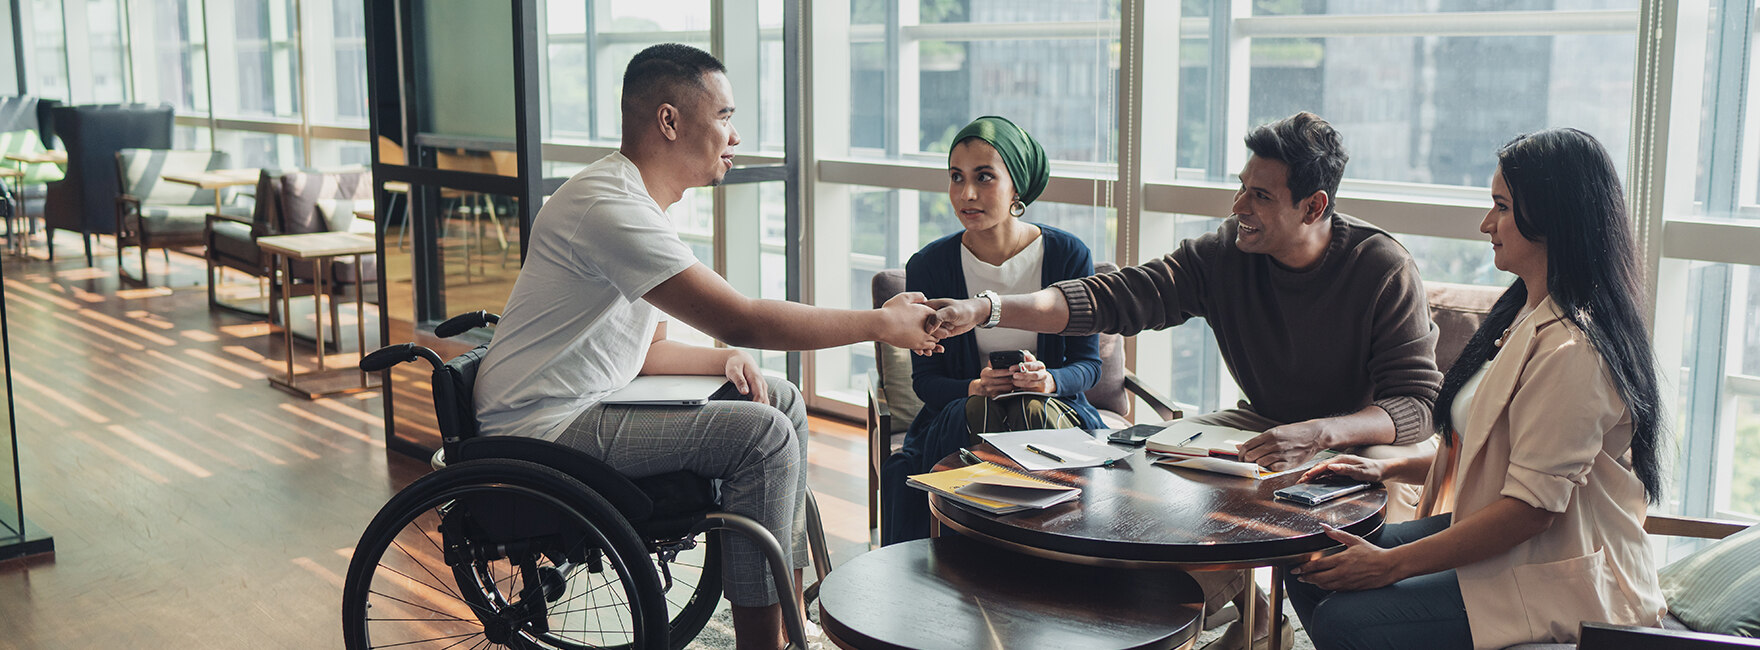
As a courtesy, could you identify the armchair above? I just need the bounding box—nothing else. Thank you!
[44,103,175,265]
[205,169,375,342]
[0,129,64,248]
[864,262,1188,536]
[1509,516,1759,649]
[114,148,236,285]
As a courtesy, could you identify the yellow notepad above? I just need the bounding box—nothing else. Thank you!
[906,461,1080,514]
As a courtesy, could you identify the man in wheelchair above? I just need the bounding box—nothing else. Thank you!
[471,44,944,650]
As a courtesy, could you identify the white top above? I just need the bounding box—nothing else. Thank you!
[960,234,1044,357]
[1450,360,1490,439]
[474,152,699,440]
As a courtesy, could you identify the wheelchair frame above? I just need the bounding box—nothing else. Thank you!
[342,310,828,650]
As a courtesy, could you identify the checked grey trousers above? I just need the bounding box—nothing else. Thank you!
[558,376,810,607]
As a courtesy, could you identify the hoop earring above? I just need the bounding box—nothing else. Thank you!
[1009,198,1026,217]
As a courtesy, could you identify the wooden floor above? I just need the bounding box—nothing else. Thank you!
[0,234,878,648]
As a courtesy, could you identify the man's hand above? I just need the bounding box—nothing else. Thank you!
[723,349,767,403]
[927,297,988,339]
[1290,525,1408,591]
[1238,419,1330,471]
[1010,351,1056,394]
[878,292,944,354]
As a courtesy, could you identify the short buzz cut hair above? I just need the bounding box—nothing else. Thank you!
[1243,111,1348,219]
[621,43,726,120]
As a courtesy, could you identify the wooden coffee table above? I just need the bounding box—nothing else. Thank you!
[929,439,1387,650]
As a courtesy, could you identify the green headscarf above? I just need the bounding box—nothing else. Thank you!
[950,116,1049,206]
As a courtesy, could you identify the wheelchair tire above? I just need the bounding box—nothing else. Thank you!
[654,530,722,650]
[342,458,668,650]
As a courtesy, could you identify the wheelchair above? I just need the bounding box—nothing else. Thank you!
[341,311,828,650]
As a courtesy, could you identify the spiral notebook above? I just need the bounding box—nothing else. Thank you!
[906,461,1081,514]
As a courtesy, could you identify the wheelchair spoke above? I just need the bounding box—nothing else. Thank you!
[364,630,484,649]
[367,588,490,623]
[389,538,465,602]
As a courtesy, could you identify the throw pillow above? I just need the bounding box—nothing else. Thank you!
[1659,523,1760,637]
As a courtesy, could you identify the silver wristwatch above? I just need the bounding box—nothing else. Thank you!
[976,290,1002,329]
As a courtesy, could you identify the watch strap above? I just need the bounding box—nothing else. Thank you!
[977,290,1002,329]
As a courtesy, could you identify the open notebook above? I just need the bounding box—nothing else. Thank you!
[601,375,736,406]
[907,461,1081,514]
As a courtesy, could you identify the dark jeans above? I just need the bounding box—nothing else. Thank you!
[1285,514,1473,650]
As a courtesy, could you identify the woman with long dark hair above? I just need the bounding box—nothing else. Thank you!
[1282,128,1668,650]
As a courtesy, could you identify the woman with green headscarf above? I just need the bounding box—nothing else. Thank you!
[878,116,1104,545]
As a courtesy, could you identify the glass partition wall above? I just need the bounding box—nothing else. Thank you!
[367,0,794,454]
[0,267,52,562]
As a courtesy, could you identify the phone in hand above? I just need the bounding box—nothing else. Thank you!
[988,349,1026,370]
[1106,423,1163,446]
[1273,476,1373,506]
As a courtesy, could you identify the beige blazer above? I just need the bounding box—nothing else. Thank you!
[1419,297,1665,649]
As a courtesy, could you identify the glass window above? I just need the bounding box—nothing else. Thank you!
[210,0,300,119]
[1670,262,1760,520]
[215,130,301,170]
[29,0,70,101]
[87,0,130,102]
[302,0,367,126]
[142,0,208,112]
[849,0,1122,163]
[1242,33,1634,189]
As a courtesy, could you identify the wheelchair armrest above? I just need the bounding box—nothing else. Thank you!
[456,436,655,522]
[1122,371,1190,421]
[1578,621,1760,649]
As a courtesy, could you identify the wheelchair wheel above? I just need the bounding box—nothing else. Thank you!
[342,459,668,650]
[652,530,722,650]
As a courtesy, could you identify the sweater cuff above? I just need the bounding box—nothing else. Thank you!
[1055,279,1097,336]
[1375,396,1431,445]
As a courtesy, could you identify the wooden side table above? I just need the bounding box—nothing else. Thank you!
[161,168,260,215]
[257,232,380,399]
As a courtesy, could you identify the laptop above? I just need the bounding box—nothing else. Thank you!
[600,375,737,406]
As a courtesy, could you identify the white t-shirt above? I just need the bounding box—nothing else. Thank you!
[960,234,1044,357]
[474,152,699,440]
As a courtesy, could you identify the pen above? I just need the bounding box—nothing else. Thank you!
[1024,444,1065,463]
[958,448,984,465]
[1174,430,1203,448]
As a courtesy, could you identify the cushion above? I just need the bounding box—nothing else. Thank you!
[1424,281,1503,376]
[315,198,375,233]
[279,170,372,234]
[137,205,214,234]
[877,342,924,434]
[208,219,262,265]
[1659,523,1760,637]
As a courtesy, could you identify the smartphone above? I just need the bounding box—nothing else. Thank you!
[1106,423,1163,446]
[1273,476,1373,506]
[988,349,1026,370]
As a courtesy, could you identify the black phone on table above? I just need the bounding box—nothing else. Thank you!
[1106,423,1163,446]
[988,349,1026,370]
[1273,476,1373,506]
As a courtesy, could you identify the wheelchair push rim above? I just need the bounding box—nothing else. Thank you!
[341,459,669,650]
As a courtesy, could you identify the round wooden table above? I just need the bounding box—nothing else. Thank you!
[929,440,1387,650]
[819,535,1205,650]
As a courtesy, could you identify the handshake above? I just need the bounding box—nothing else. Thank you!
[875,292,996,355]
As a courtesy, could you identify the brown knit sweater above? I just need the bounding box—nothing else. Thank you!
[1055,214,1442,444]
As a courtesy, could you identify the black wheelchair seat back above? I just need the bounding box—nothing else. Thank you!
[433,344,488,445]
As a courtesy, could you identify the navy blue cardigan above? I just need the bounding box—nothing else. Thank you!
[905,224,1103,427]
